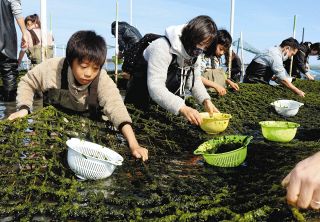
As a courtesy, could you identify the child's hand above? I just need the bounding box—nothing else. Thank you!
[228,81,240,91]
[8,109,29,120]
[130,145,148,161]
[215,85,227,96]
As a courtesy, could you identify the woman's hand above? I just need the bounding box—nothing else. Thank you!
[8,109,29,120]
[282,152,320,209]
[179,105,202,125]
[203,99,220,116]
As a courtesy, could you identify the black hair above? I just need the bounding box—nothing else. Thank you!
[205,29,232,57]
[180,15,217,56]
[66,31,107,68]
[280,37,299,49]
[25,14,41,28]
[111,21,130,35]
[310,42,320,54]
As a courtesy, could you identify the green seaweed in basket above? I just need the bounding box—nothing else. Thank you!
[215,142,243,154]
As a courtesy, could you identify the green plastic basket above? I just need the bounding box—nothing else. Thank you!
[194,135,253,167]
[259,121,300,142]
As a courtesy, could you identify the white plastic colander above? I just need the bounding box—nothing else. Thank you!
[66,138,123,180]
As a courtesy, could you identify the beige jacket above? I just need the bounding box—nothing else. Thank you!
[16,57,132,129]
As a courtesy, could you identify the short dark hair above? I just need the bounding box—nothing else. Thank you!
[66,31,107,68]
[280,37,299,49]
[180,15,217,55]
[111,21,129,35]
[310,42,320,54]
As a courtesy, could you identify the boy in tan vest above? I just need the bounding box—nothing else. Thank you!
[8,30,148,161]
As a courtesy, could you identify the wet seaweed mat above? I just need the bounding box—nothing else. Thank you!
[0,79,320,221]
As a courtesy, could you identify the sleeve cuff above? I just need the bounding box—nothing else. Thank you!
[18,105,31,114]
[118,121,132,132]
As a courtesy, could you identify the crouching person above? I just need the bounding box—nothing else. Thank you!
[244,37,305,97]
[125,15,220,126]
[8,30,148,161]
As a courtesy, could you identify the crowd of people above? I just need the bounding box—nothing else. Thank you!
[1,0,320,210]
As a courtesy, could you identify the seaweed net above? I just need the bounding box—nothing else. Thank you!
[0,79,320,221]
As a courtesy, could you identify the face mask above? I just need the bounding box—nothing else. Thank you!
[282,51,289,61]
[189,47,204,57]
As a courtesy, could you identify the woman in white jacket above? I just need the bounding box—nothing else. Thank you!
[125,15,219,125]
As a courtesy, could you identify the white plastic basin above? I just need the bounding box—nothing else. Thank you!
[270,100,304,117]
[66,138,123,180]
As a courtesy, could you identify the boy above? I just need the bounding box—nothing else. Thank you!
[8,30,148,161]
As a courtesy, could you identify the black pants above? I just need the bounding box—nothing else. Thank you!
[0,53,18,101]
[243,61,273,84]
[125,75,151,110]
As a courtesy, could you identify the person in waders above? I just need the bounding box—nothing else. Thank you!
[17,14,54,68]
[8,30,148,161]
[0,0,27,101]
[124,15,220,126]
[244,37,305,97]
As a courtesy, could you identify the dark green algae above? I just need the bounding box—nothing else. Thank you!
[0,79,319,221]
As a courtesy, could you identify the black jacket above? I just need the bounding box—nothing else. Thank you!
[0,0,18,59]
[111,21,142,52]
[284,42,310,78]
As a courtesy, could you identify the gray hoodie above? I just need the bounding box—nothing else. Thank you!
[143,24,210,115]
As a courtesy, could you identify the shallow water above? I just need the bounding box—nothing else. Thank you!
[0,98,43,120]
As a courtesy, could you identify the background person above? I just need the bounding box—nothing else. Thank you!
[17,14,54,68]
[244,37,305,97]
[0,0,27,101]
[284,41,320,80]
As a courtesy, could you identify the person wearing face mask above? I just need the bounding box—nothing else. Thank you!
[125,15,220,125]
[284,41,320,80]
[244,37,305,97]
[200,29,240,96]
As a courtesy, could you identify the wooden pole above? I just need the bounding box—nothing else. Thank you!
[240,32,245,82]
[40,0,48,62]
[228,0,235,79]
[115,0,119,83]
[129,0,133,25]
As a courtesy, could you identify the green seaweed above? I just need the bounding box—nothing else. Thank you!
[0,79,320,220]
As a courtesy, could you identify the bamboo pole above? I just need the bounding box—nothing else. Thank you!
[228,0,235,79]
[289,15,297,77]
[129,0,133,25]
[115,0,119,84]
[40,0,48,62]
[240,32,245,82]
